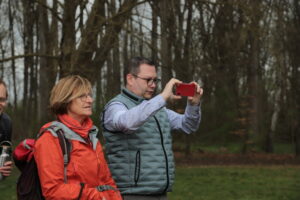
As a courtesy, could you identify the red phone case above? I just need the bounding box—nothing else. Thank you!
[175,83,196,97]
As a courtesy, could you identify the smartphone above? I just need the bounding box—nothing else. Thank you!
[175,83,196,97]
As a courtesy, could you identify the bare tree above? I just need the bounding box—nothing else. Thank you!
[159,0,173,86]
[72,0,138,82]
[285,0,300,156]
[22,0,35,124]
[8,0,17,108]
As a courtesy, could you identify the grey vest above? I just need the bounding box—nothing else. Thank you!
[102,89,175,195]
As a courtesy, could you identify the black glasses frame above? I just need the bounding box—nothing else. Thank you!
[132,74,161,85]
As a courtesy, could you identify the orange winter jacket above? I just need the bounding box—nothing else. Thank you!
[34,114,122,200]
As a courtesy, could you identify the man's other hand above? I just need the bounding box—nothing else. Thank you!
[188,82,203,106]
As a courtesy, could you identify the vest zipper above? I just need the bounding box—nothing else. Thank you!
[153,116,169,193]
[134,150,141,186]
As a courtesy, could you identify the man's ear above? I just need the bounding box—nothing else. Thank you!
[126,74,134,86]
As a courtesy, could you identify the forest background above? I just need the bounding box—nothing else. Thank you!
[0,0,299,159]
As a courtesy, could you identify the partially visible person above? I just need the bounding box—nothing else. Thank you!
[0,79,13,179]
[34,75,122,199]
[102,57,203,200]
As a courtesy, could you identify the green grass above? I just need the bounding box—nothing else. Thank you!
[173,142,296,154]
[1,166,299,200]
[169,166,300,200]
[0,167,19,200]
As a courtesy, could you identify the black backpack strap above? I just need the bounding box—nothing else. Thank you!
[38,125,71,184]
[96,185,118,191]
[56,129,71,184]
[77,183,85,200]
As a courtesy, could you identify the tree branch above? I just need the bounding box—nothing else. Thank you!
[0,54,59,63]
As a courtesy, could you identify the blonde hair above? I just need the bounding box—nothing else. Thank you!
[50,75,92,115]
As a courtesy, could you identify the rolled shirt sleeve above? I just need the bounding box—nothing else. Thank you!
[166,102,201,134]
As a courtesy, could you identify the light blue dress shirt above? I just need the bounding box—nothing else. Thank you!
[103,94,201,134]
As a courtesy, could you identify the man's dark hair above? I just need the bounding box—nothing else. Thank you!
[0,79,8,97]
[126,57,157,75]
[124,57,158,85]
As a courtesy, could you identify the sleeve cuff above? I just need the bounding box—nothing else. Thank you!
[186,102,201,116]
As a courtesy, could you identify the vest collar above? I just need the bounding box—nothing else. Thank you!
[121,88,144,104]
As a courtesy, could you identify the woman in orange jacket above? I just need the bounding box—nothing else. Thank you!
[34,75,122,200]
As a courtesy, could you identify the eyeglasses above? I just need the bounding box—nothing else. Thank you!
[132,74,161,86]
[78,93,93,101]
[0,97,7,103]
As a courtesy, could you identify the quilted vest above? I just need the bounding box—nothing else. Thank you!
[102,88,175,195]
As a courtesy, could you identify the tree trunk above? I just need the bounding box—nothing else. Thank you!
[60,0,77,76]
[245,1,264,153]
[110,0,121,97]
[106,52,114,100]
[8,0,17,108]
[122,21,129,84]
[266,88,281,152]
[0,41,4,78]
[37,0,51,124]
[22,0,35,124]
[113,38,121,94]
[159,0,173,86]
[150,1,158,62]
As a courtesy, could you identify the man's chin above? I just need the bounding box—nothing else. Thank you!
[144,94,153,100]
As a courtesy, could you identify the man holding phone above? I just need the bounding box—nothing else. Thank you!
[101,56,203,200]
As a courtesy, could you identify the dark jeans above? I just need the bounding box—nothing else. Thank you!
[122,194,168,200]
